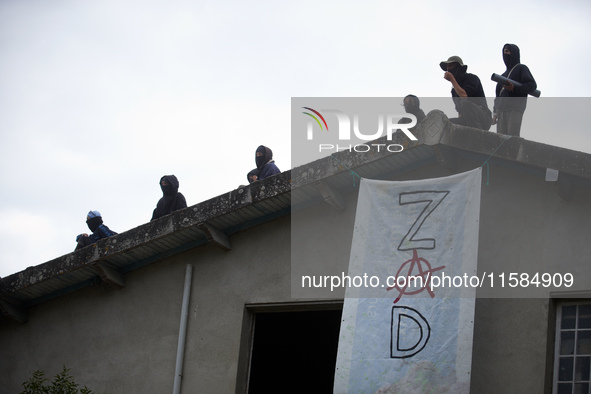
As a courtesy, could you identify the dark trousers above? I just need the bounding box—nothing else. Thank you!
[497,110,524,136]
[450,100,492,131]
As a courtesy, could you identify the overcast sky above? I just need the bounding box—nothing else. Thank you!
[1,0,590,277]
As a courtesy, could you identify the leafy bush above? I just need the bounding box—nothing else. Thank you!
[20,366,103,394]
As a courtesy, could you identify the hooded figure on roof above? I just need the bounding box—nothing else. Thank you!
[440,55,491,131]
[151,175,188,221]
[492,43,537,137]
[75,210,118,250]
[255,145,280,181]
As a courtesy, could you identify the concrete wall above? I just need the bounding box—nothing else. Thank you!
[471,298,554,394]
[1,159,590,393]
[0,215,294,394]
[0,254,185,393]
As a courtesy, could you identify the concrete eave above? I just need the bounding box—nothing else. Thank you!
[2,110,591,322]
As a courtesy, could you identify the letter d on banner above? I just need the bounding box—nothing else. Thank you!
[391,306,431,358]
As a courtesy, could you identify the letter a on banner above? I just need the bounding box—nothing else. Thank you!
[334,168,481,394]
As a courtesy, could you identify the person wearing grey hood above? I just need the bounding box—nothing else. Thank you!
[151,175,187,221]
[492,43,537,136]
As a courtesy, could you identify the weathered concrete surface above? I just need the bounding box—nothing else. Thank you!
[0,171,292,308]
[4,111,590,309]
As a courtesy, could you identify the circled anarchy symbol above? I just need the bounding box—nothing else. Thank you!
[387,250,445,304]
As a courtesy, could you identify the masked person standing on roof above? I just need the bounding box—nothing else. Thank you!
[492,44,537,137]
[255,145,280,181]
[440,56,492,131]
[151,175,188,221]
[75,210,118,250]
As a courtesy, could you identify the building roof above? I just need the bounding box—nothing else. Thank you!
[1,110,590,323]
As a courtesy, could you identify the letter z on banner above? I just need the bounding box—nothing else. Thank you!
[334,168,481,394]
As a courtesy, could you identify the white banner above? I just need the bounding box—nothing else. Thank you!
[334,168,482,394]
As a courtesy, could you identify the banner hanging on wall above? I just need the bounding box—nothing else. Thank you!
[334,168,482,394]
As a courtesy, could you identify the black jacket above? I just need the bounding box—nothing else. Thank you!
[451,71,491,116]
[151,175,187,221]
[494,44,537,114]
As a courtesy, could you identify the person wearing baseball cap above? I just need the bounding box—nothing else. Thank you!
[440,55,491,131]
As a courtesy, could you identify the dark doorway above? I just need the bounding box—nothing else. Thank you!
[247,309,342,394]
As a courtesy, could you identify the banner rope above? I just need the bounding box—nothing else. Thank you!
[330,154,362,186]
[480,135,514,185]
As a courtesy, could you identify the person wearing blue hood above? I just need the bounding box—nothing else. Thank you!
[492,43,537,137]
[75,210,118,250]
[255,145,280,181]
[151,175,187,221]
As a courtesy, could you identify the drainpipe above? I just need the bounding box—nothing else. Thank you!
[173,264,193,394]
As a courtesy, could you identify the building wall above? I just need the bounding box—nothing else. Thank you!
[471,298,553,393]
[0,215,295,394]
[1,161,590,393]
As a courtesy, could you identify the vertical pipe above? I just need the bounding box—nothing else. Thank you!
[173,264,193,394]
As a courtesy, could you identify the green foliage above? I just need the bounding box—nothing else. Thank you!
[20,366,103,394]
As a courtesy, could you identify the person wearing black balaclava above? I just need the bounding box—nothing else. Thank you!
[255,145,280,181]
[492,44,537,137]
[440,56,492,131]
[398,94,426,125]
[75,210,117,250]
[151,175,187,221]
